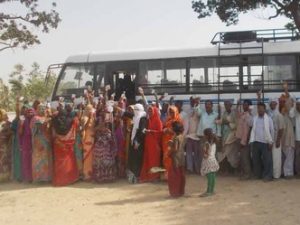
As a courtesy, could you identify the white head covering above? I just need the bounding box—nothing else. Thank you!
[131,104,146,143]
[269,98,278,104]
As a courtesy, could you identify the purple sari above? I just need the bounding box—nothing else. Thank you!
[19,118,33,182]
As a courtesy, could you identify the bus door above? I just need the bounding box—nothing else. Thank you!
[106,62,138,103]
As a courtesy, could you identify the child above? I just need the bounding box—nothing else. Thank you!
[167,121,186,197]
[200,128,220,197]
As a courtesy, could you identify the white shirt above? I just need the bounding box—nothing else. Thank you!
[289,107,300,141]
[180,111,189,136]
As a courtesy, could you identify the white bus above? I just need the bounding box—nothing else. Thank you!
[47,29,300,109]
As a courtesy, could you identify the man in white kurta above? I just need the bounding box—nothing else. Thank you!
[218,100,239,170]
[279,82,295,178]
[267,99,284,179]
[289,99,300,176]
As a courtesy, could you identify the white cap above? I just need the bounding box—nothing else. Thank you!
[269,98,278,104]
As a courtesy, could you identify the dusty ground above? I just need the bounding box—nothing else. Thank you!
[0,175,299,225]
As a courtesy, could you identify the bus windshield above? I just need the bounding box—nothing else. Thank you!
[55,64,98,98]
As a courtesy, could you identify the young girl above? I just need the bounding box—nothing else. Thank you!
[167,121,185,197]
[200,128,220,197]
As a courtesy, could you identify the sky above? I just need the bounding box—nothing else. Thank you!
[0,0,290,82]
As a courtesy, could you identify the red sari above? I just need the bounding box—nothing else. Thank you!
[140,107,163,182]
[162,106,182,175]
[52,118,79,186]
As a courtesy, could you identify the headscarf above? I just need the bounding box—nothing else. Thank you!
[52,109,74,135]
[165,105,181,128]
[269,98,278,104]
[25,108,35,118]
[147,106,163,132]
[131,103,146,143]
[37,104,46,117]
[279,93,293,114]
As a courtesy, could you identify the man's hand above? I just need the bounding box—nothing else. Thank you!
[257,90,262,99]
[138,87,144,95]
[105,85,111,92]
[268,143,273,151]
[275,140,280,148]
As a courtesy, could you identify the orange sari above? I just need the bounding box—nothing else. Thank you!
[52,118,79,186]
[162,106,182,176]
[140,107,163,182]
[81,116,95,181]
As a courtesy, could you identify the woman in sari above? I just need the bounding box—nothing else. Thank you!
[81,104,95,181]
[140,106,163,182]
[92,114,117,183]
[19,107,34,182]
[162,106,182,179]
[0,109,12,182]
[123,106,134,168]
[30,104,53,182]
[73,105,84,178]
[52,109,79,186]
[114,109,126,178]
[11,99,22,181]
[127,104,147,183]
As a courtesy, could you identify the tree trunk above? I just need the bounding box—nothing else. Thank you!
[289,1,300,33]
[292,9,300,32]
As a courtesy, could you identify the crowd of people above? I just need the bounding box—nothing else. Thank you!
[0,81,300,198]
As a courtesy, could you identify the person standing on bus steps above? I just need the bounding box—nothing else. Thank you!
[249,102,274,181]
[279,82,295,179]
[185,97,201,174]
[218,100,239,173]
[289,99,300,177]
[236,99,253,180]
[267,98,284,179]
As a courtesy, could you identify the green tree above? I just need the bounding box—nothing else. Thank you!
[192,0,300,32]
[9,64,26,99]
[0,1,61,52]
[8,62,56,109]
[0,78,11,110]
[25,62,56,102]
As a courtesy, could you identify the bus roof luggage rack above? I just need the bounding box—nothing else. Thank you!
[211,28,299,45]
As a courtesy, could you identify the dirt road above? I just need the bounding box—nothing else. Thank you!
[0,175,299,225]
